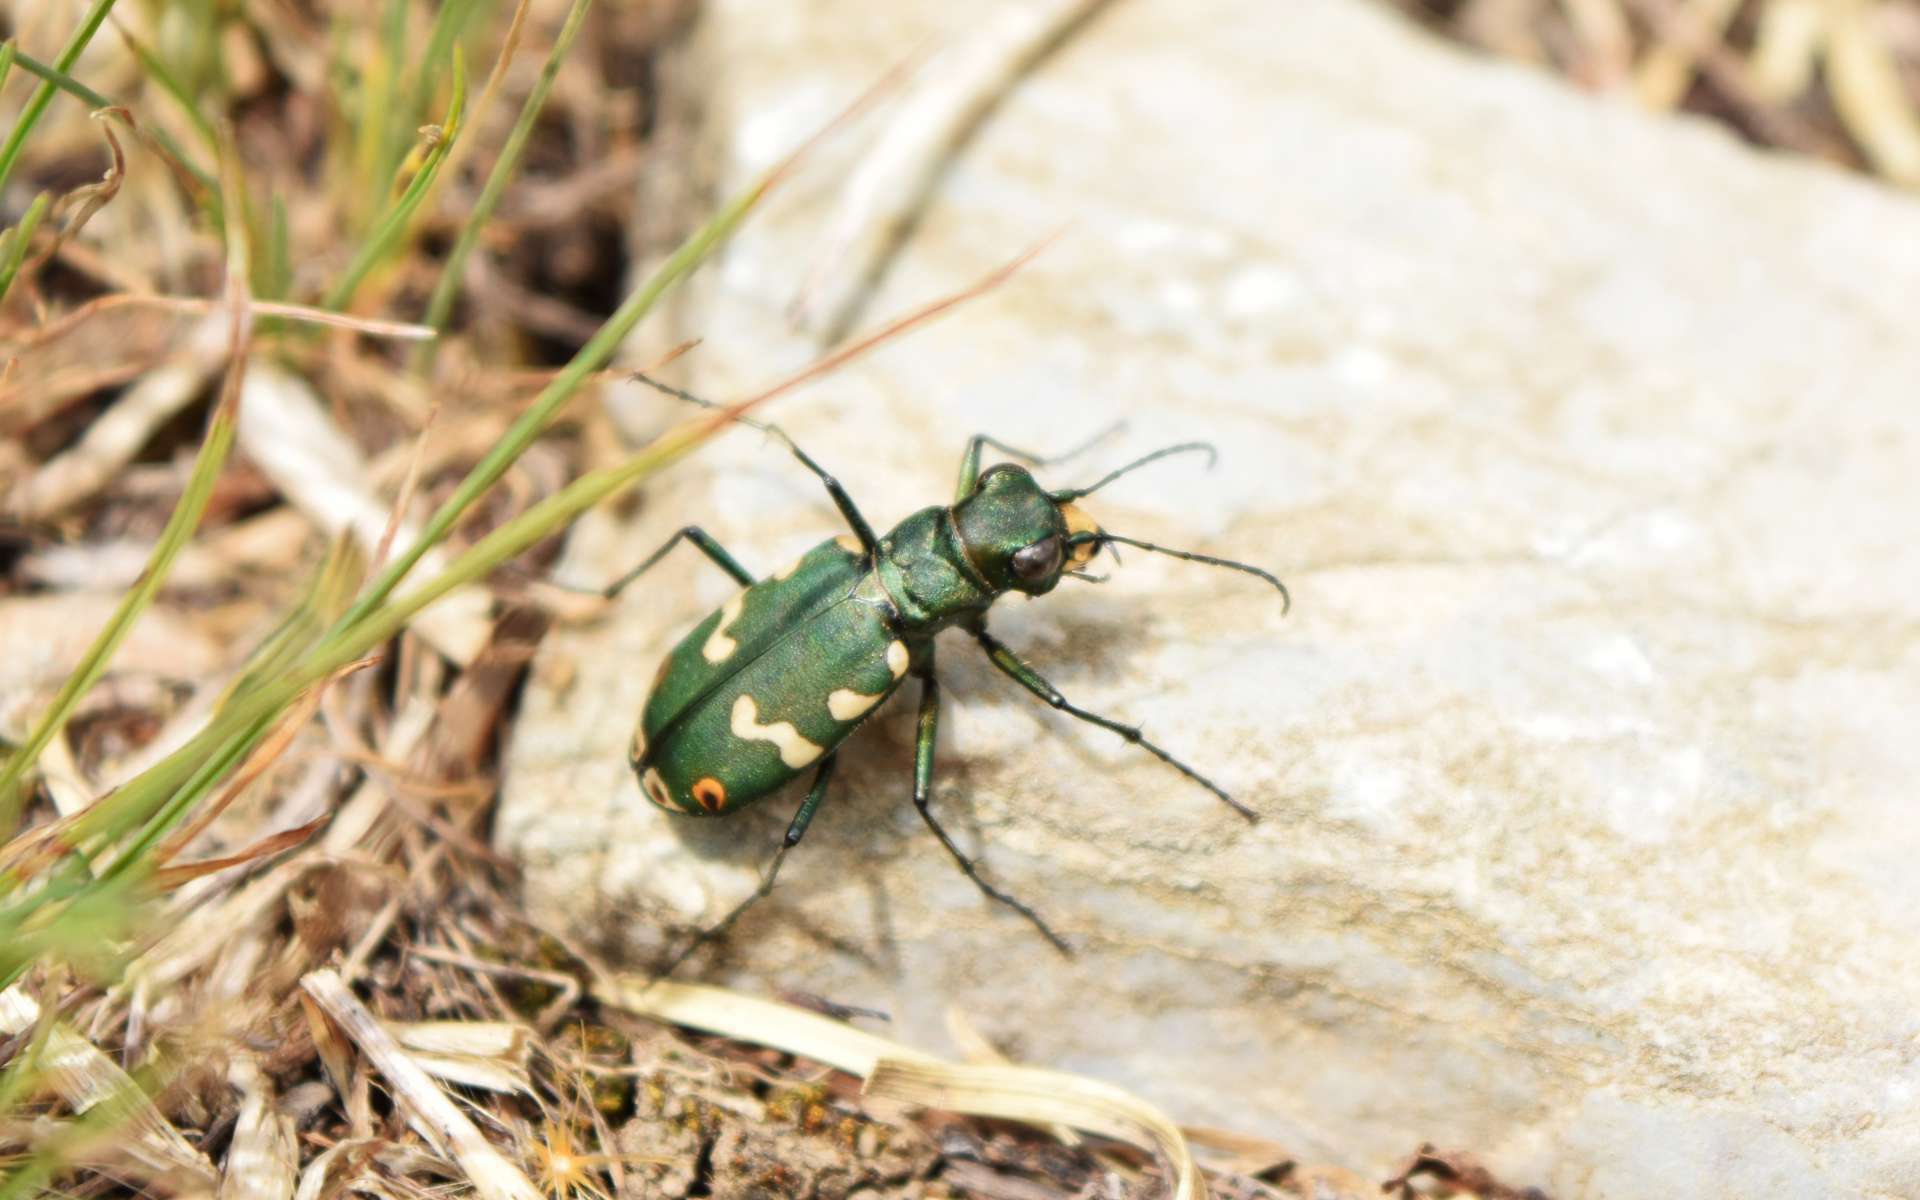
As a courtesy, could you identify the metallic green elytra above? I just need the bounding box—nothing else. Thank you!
[612,386,1290,966]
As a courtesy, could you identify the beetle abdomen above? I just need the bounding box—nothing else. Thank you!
[636,588,915,814]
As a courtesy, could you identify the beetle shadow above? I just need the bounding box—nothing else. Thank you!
[641,594,1199,972]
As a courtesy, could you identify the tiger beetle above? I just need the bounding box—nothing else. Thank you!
[613,378,1289,970]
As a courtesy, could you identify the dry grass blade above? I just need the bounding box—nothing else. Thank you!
[865,1060,1203,1200]
[1826,0,1920,184]
[1633,0,1744,110]
[300,968,542,1200]
[221,1058,296,1200]
[791,0,1109,342]
[10,311,230,518]
[594,976,940,1076]
[147,814,326,888]
[599,976,1202,1198]
[0,986,218,1192]
[1750,0,1826,101]
[236,362,493,665]
[388,1020,533,1096]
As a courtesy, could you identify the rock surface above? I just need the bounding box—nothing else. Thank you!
[497,1,1920,1194]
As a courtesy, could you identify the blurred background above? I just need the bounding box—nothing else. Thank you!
[5,2,1920,1198]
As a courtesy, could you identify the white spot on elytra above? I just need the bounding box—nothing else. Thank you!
[828,687,884,721]
[641,767,676,811]
[703,593,745,663]
[730,694,823,768]
[885,640,909,680]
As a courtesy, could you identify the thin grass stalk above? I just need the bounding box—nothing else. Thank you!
[325,165,780,640]
[370,0,414,199]
[5,47,218,219]
[0,191,50,306]
[409,0,488,139]
[0,0,122,197]
[414,0,596,373]
[4,48,113,109]
[324,53,468,311]
[0,40,15,92]
[107,23,219,155]
[0,394,239,830]
[0,138,253,829]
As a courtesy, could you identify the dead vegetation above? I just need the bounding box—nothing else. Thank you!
[8,0,1842,1195]
[1395,0,1920,186]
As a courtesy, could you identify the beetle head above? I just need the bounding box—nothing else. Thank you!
[954,463,1100,595]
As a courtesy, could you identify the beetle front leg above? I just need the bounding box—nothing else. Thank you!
[970,624,1259,823]
[909,658,1070,954]
[952,424,1127,501]
[658,753,838,976]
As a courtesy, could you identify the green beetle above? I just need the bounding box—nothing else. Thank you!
[612,386,1288,962]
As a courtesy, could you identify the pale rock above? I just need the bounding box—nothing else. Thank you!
[498,1,1920,1194]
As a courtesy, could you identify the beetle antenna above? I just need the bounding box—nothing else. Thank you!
[1050,441,1217,501]
[1068,532,1290,614]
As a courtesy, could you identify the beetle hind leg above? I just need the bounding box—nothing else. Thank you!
[656,753,838,977]
[631,372,882,558]
[603,525,755,599]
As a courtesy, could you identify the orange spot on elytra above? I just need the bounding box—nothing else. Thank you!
[692,776,728,813]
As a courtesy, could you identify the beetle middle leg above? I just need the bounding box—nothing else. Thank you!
[632,372,881,558]
[659,752,839,976]
[969,622,1259,823]
[909,654,1070,954]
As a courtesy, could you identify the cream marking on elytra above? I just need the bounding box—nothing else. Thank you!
[827,686,885,721]
[629,723,647,763]
[835,534,863,555]
[641,766,677,811]
[730,694,824,768]
[773,554,806,581]
[886,639,910,680]
[702,593,746,663]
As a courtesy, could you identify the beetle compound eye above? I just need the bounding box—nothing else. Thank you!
[1011,536,1063,582]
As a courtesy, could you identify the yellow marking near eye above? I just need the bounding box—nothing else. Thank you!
[828,687,885,721]
[886,639,910,680]
[1060,500,1101,569]
[702,592,746,663]
[835,534,863,555]
[641,767,676,811]
[691,776,727,812]
[629,723,648,763]
[730,694,824,768]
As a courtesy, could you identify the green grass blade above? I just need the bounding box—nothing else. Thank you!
[4,48,112,109]
[323,50,468,311]
[415,0,595,373]
[410,0,488,138]
[0,376,240,830]
[0,0,123,197]
[0,191,50,306]
[4,46,218,223]
[333,162,781,639]
[0,40,15,93]
[106,23,218,155]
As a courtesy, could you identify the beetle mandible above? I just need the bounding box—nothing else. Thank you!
[613,380,1289,966]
